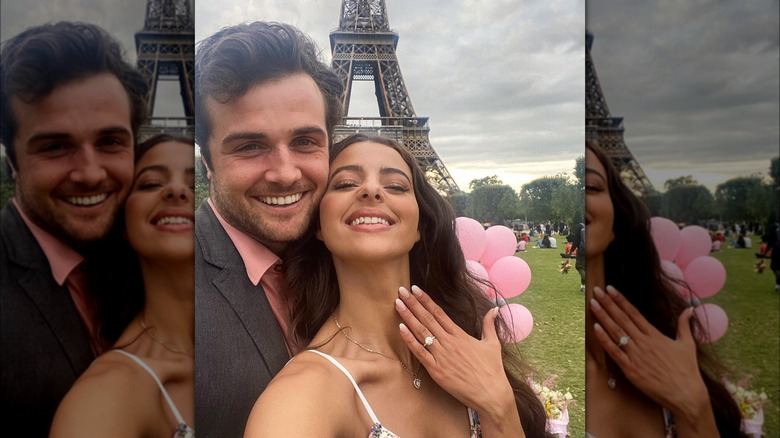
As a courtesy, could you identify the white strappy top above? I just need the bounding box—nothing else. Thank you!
[306,349,481,438]
[113,350,195,438]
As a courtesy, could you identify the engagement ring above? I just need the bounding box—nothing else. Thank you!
[423,336,436,347]
[618,335,630,348]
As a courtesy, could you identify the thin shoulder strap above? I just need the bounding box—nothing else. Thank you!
[112,349,187,426]
[305,349,380,424]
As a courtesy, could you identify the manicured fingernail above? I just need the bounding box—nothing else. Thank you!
[593,286,605,298]
[606,285,617,296]
[411,285,422,296]
[398,286,410,298]
[395,298,407,310]
[594,322,603,331]
[399,322,408,332]
[590,298,601,310]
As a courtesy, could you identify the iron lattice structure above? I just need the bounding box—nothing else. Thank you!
[330,0,461,195]
[586,31,656,196]
[135,0,194,140]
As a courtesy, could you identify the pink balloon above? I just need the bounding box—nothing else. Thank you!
[651,217,682,261]
[676,226,712,268]
[684,256,726,299]
[488,256,532,299]
[498,303,534,343]
[481,226,518,269]
[661,260,689,298]
[465,260,491,297]
[693,303,728,343]
[456,217,487,261]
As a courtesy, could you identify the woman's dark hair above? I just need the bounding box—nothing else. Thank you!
[89,133,194,348]
[285,133,548,437]
[587,140,744,436]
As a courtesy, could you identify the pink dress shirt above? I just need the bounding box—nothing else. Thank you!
[207,198,297,355]
[12,198,102,354]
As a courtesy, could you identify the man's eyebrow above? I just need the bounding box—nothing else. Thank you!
[221,132,267,145]
[96,126,132,137]
[291,126,327,137]
[27,126,131,144]
[221,126,327,146]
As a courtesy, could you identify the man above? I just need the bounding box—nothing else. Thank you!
[194,22,343,438]
[0,22,148,435]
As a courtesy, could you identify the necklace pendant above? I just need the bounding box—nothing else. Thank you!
[607,376,616,390]
[413,377,421,390]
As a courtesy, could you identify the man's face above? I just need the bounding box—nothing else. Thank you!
[205,73,329,253]
[11,73,134,247]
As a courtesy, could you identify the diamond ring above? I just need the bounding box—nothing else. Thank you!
[423,336,436,347]
[618,335,630,348]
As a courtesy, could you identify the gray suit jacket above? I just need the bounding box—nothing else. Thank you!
[0,202,95,437]
[194,201,290,438]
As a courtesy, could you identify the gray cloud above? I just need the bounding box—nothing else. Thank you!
[1,1,192,118]
[1,1,584,192]
[194,0,585,191]
[588,0,779,191]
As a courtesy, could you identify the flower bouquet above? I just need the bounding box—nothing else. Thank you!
[529,377,575,437]
[723,377,770,436]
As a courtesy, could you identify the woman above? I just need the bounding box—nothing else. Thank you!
[584,141,743,437]
[51,134,195,437]
[245,134,547,437]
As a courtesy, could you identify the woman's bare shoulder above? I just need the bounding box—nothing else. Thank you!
[245,351,358,437]
[50,351,158,437]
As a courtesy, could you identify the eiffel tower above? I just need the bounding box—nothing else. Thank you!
[134,0,195,140]
[586,31,655,196]
[330,0,461,195]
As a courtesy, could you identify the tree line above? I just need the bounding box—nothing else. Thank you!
[448,156,585,229]
[450,155,779,231]
[644,156,779,226]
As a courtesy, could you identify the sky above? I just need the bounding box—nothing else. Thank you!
[0,1,191,118]
[192,0,585,193]
[0,0,585,194]
[587,0,779,192]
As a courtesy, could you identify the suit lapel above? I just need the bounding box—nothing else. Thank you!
[4,203,94,374]
[197,203,290,373]
[18,270,94,374]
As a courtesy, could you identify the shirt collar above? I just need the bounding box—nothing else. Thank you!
[13,198,84,285]
[207,198,280,285]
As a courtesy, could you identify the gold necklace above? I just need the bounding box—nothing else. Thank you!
[140,317,193,358]
[334,316,422,389]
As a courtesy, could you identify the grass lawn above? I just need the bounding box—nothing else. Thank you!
[508,240,585,437]
[707,246,779,436]
[504,239,779,437]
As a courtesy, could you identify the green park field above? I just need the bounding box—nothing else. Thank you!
[508,240,586,436]
[511,237,779,437]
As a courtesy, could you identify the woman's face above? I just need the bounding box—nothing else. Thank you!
[318,141,420,262]
[125,141,195,262]
[585,148,614,258]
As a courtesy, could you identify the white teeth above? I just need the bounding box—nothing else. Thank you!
[261,193,302,206]
[155,216,193,226]
[67,193,107,206]
[350,216,391,226]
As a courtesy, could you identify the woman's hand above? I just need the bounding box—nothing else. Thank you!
[395,286,523,436]
[590,285,718,434]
